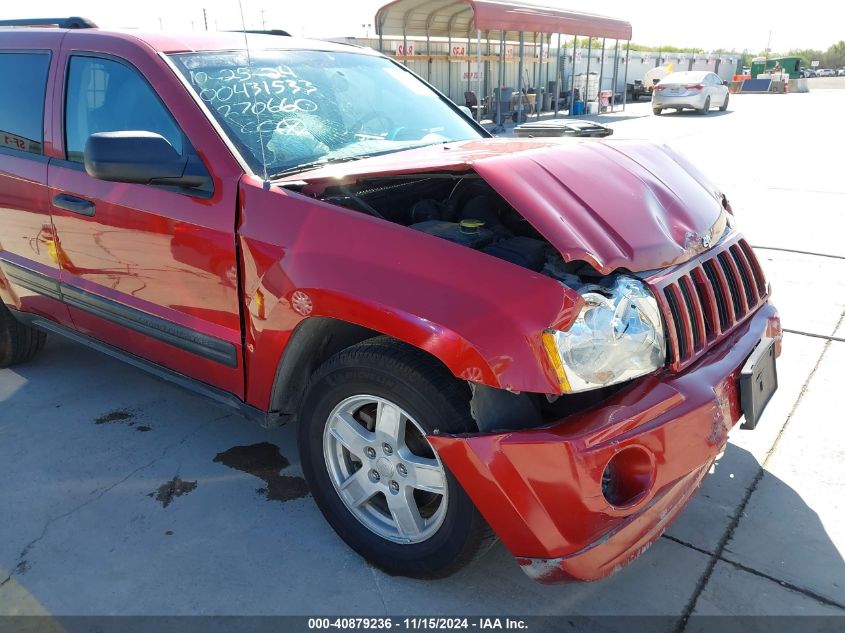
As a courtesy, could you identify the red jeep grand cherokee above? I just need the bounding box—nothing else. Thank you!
[0,20,781,582]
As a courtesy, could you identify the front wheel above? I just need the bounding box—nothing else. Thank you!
[0,303,46,368]
[298,338,490,578]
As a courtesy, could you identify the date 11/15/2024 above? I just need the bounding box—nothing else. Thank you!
[307,618,529,630]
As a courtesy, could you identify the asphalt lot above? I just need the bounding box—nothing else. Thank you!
[1,87,844,627]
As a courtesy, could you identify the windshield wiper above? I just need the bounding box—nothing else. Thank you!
[269,142,450,180]
[269,155,364,179]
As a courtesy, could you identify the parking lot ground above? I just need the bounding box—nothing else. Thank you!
[1,89,844,626]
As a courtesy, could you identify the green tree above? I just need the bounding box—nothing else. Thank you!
[823,41,845,68]
[627,42,705,54]
[786,48,823,67]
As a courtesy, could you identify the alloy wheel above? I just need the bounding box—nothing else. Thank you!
[322,395,448,544]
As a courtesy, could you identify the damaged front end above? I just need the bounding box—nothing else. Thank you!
[279,138,780,582]
[430,301,781,583]
[289,164,673,431]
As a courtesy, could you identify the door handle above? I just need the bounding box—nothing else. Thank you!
[53,194,95,217]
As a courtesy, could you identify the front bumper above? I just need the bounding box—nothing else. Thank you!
[429,302,780,583]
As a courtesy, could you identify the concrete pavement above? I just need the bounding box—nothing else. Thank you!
[1,89,844,626]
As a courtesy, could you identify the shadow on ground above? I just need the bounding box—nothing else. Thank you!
[0,338,842,626]
[656,109,734,117]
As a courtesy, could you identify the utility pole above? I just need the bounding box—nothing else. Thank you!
[158,17,163,30]
[766,30,772,60]
[261,9,267,30]
[203,8,208,31]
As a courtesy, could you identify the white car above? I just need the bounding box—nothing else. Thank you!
[837,68,845,77]
[652,71,729,115]
[816,68,835,77]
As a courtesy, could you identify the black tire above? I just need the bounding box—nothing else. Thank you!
[719,93,729,112]
[298,337,491,578]
[653,107,662,115]
[0,303,46,368]
[698,96,711,115]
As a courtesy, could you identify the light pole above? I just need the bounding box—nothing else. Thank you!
[362,23,372,38]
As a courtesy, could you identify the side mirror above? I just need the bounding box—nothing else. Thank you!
[84,131,209,188]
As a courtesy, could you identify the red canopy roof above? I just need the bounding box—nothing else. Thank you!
[375,0,632,40]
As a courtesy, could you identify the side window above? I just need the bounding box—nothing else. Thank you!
[65,56,184,162]
[0,52,50,156]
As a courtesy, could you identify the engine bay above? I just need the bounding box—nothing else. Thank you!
[288,172,634,430]
[310,173,603,283]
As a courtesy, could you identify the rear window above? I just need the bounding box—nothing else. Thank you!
[661,72,708,84]
[0,52,50,155]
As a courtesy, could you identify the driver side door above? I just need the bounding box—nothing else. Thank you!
[47,45,245,396]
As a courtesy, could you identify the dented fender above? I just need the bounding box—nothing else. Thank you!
[237,176,582,411]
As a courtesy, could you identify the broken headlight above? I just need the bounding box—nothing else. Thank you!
[544,276,666,393]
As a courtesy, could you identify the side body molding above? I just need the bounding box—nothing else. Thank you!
[0,258,238,368]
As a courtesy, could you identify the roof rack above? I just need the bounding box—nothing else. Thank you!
[0,17,98,29]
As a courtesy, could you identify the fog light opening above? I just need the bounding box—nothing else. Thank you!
[601,447,655,508]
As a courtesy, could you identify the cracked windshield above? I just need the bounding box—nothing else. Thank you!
[170,49,483,178]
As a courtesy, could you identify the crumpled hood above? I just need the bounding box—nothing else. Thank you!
[473,139,728,273]
[291,138,727,274]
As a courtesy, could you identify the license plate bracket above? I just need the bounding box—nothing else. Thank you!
[740,337,778,430]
